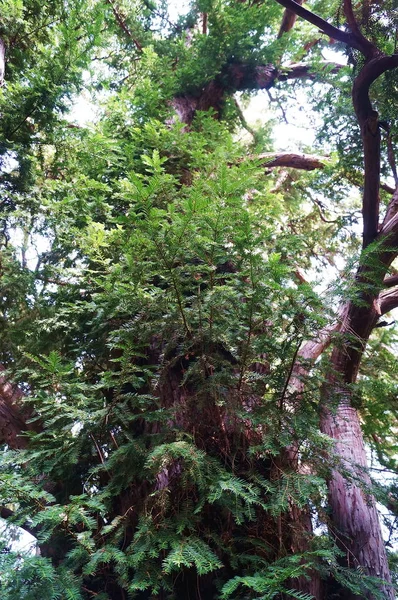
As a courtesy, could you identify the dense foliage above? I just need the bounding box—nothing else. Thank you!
[1,1,398,599]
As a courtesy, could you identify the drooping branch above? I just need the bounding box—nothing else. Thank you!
[273,0,398,251]
[277,0,304,38]
[353,58,398,248]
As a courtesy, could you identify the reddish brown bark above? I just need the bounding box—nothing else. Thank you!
[0,39,5,86]
[0,365,33,449]
[172,61,340,124]
[321,383,394,599]
[271,1,398,595]
[277,0,304,38]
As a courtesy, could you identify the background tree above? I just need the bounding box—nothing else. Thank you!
[1,1,398,599]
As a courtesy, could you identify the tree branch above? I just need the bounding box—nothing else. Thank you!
[106,0,143,52]
[172,61,342,124]
[379,286,398,315]
[352,55,398,249]
[383,273,398,288]
[343,0,377,59]
[244,152,327,170]
[273,0,364,51]
[277,0,304,39]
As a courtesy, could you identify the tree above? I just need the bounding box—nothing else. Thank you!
[1,1,398,599]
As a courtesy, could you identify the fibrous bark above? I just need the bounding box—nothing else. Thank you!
[0,39,5,86]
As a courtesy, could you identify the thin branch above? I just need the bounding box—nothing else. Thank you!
[233,97,259,142]
[106,0,143,52]
[266,89,288,124]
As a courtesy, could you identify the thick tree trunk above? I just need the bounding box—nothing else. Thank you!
[318,291,395,599]
[321,380,394,599]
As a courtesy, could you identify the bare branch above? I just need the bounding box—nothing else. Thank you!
[289,319,342,395]
[383,273,398,288]
[233,97,259,142]
[379,287,398,314]
[381,187,398,232]
[273,0,364,51]
[251,152,327,170]
[277,0,304,39]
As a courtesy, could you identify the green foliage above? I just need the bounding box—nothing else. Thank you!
[0,1,397,599]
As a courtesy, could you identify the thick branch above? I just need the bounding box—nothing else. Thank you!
[381,186,398,231]
[352,55,398,248]
[273,0,365,51]
[343,0,377,59]
[277,0,304,39]
[383,273,398,288]
[379,286,398,314]
[255,152,326,170]
[237,153,327,171]
[172,61,342,124]
[353,56,398,121]
[289,319,341,396]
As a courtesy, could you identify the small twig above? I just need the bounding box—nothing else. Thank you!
[267,89,288,124]
[90,433,105,465]
[233,97,259,142]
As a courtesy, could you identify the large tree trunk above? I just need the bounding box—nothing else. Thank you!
[321,379,394,599]
[319,298,395,598]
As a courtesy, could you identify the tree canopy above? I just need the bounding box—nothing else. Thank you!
[1,1,398,599]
